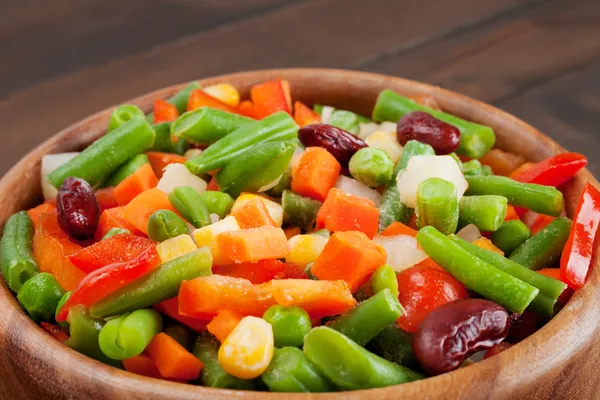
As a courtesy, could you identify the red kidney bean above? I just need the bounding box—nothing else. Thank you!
[298,124,367,167]
[483,342,512,359]
[396,111,460,155]
[57,177,100,240]
[413,299,510,375]
[507,311,538,343]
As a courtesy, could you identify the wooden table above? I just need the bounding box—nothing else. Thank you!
[1,0,599,176]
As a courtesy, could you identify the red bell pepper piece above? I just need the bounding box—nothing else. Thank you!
[212,259,307,284]
[236,100,258,119]
[293,101,321,127]
[250,79,292,118]
[560,183,600,289]
[511,153,588,187]
[186,89,238,113]
[68,234,155,273]
[504,205,520,222]
[530,214,556,235]
[154,297,210,333]
[153,99,179,123]
[95,187,119,211]
[56,247,161,322]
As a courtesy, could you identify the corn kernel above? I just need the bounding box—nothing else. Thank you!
[156,234,198,263]
[203,83,240,107]
[232,193,283,227]
[286,234,329,267]
[365,131,403,163]
[218,316,274,379]
[193,216,241,265]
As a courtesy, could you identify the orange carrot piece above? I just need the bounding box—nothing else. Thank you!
[113,163,159,206]
[40,322,69,343]
[311,231,386,293]
[207,310,244,342]
[291,147,341,202]
[250,79,292,118]
[217,227,289,263]
[123,352,163,379]
[505,205,520,221]
[95,187,119,211]
[146,333,204,380]
[293,101,321,127]
[231,197,276,229]
[154,297,209,333]
[270,279,356,319]
[27,203,56,230]
[284,226,301,239]
[213,259,307,284]
[122,188,179,234]
[380,221,418,238]
[531,214,556,235]
[316,188,379,239]
[479,149,526,177]
[94,206,142,241]
[509,162,536,180]
[146,152,187,179]
[237,100,258,119]
[473,237,504,256]
[187,89,238,113]
[153,99,179,124]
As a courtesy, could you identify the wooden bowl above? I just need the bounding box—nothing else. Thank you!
[1,69,599,400]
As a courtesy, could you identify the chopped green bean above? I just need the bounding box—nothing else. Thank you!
[282,190,322,232]
[458,195,508,232]
[171,107,253,145]
[169,186,211,228]
[368,323,417,367]
[108,104,145,132]
[370,265,399,297]
[1,211,39,293]
[99,309,162,360]
[491,220,531,254]
[17,273,64,323]
[416,177,459,235]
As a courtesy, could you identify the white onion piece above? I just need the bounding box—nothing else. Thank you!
[373,235,428,273]
[290,146,305,175]
[209,214,221,224]
[522,211,540,229]
[456,224,482,242]
[396,155,468,208]
[157,164,207,194]
[258,174,283,192]
[41,152,80,200]
[365,131,403,163]
[335,175,381,206]
[379,121,397,133]
[320,106,335,124]
[358,122,379,139]
[184,148,203,160]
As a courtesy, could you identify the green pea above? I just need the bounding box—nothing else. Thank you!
[199,191,235,219]
[108,104,145,132]
[263,305,312,347]
[17,273,65,323]
[99,309,162,360]
[101,228,131,240]
[55,291,72,331]
[349,148,394,188]
[147,210,189,242]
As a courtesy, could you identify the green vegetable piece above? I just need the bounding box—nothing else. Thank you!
[349,147,394,188]
[328,110,359,134]
[416,177,459,235]
[368,323,417,367]
[458,195,508,232]
[17,273,65,323]
[47,118,156,188]
[417,226,539,313]
[465,176,564,217]
[145,113,155,124]
[263,305,312,348]
[328,289,403,346]
[216,140,296,198]
[199,191,234,219]
[99,309,162,360]
[462,159,483,176]
[108,104,145,132]
[304,327,423,390]
[101,228,131,240]
[192,333,256,389]
[90,247,213,318]
[266,170,292,197]
[491,220,532,254]
[170,136,190,156]
[163,320,196,351]
[103,154,150,188]
[171,107,253,145]
[262,347,337,393]
[1,211,39,293]
[168,82,201,114]
[169,186,211,228]
[509,217,572,271]
[394,140,436,177]
[149,122,173,152]
[185,111,298,175]
[55,291,72,331]
[449,152,464,169]
[313,104,324,115]
[450,235,567,319]
[372,90,495,159]
[282,190,322,232]
[147,210,190,242]
[481,165,494,175]
[370,265,399,297]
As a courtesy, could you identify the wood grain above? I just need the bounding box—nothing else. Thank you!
[0,69,599,400]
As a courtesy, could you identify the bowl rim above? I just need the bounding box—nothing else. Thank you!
[1,68,599,399]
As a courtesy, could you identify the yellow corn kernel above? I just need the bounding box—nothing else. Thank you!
[365,131,403,163]
[203,83,240,107]
[232,193,283,227]
[156,234,198,263]
[286,234,329,267]
[193,216,241,265]
[218,316,274,379]
[473,237,504,256]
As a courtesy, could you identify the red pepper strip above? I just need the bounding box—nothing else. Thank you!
[40,322,69,343]
[56,247,161,322]
[153,297,210,333]
[69,234,155,274]
[213,259,307,284]
[153,99,179,123]
[511,153,588,187]
[560,183,600,290]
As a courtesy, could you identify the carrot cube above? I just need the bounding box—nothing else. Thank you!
[217,226,289,263]
[250,79,292,118]
[146,152,187,179]
[207,310,244,342]
[187,89,238,113]
[231,197,276,229]
[113,163,158,206]
[94,206,142,241]
[316,188,379,239]
[380,221,418,238]
[146,333,204,380]
[291,147,341,202]
[293,101,321,127]
[122,188,179,234]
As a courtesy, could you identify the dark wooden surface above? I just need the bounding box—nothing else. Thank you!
[1,0,599,175]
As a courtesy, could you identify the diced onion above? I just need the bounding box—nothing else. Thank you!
[365,131,403,163]
[41,152,80,200]
[290,146,305,175]
[456,224,482,242]
[210,214,221,224]
[335,175,381,206]
[320,106,335,124]
[157,164,207,194]
[184,148,203,160]
[258,175,282,192]
[378,121,397,133]
[373,235,428,273]
[358,122,380,139]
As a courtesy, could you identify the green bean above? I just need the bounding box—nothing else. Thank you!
[108,104,145,132]
[185,111,298,175]
[168,81,201,114]
[417,226,539,313]
[372,90,495,159]
[282,190,322,232]
[450,234,567,319]
[17,273,65,323]
[328,289,403,346]
[304,327,423,390]
[266,170,292,197]
[465,176,564,217]
[458,195,508,232]
[416,177,459,235]
[101,228,131,240]
[99,309,162,360]
[163,320,196,351]
[394,140,436,177]
[509,217,572,271]
[90,247,212,318]
[349,148,394,187]
[262,347,338,392]
[1,211,39,293]
[171,107,253,145]
[462,159,484,176]
[367,323,417,367]
[370,264,399,297]
[199,191,234,219]
[47,118,156,188]
[328,110,359,134]
[481,165,494,175]
[147,210,190,242]
[103,154,149,188]
[149,122,173,152]
[491,220,531,254]
[263,305,312,348]
[170,136,190,156]
[169,186,211,228]
[55,291,71,331]
[449,152,463,169]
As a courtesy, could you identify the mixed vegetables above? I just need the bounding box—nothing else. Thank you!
[2,78,598,393]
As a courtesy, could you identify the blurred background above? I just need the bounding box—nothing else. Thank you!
[1,0,599,175]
